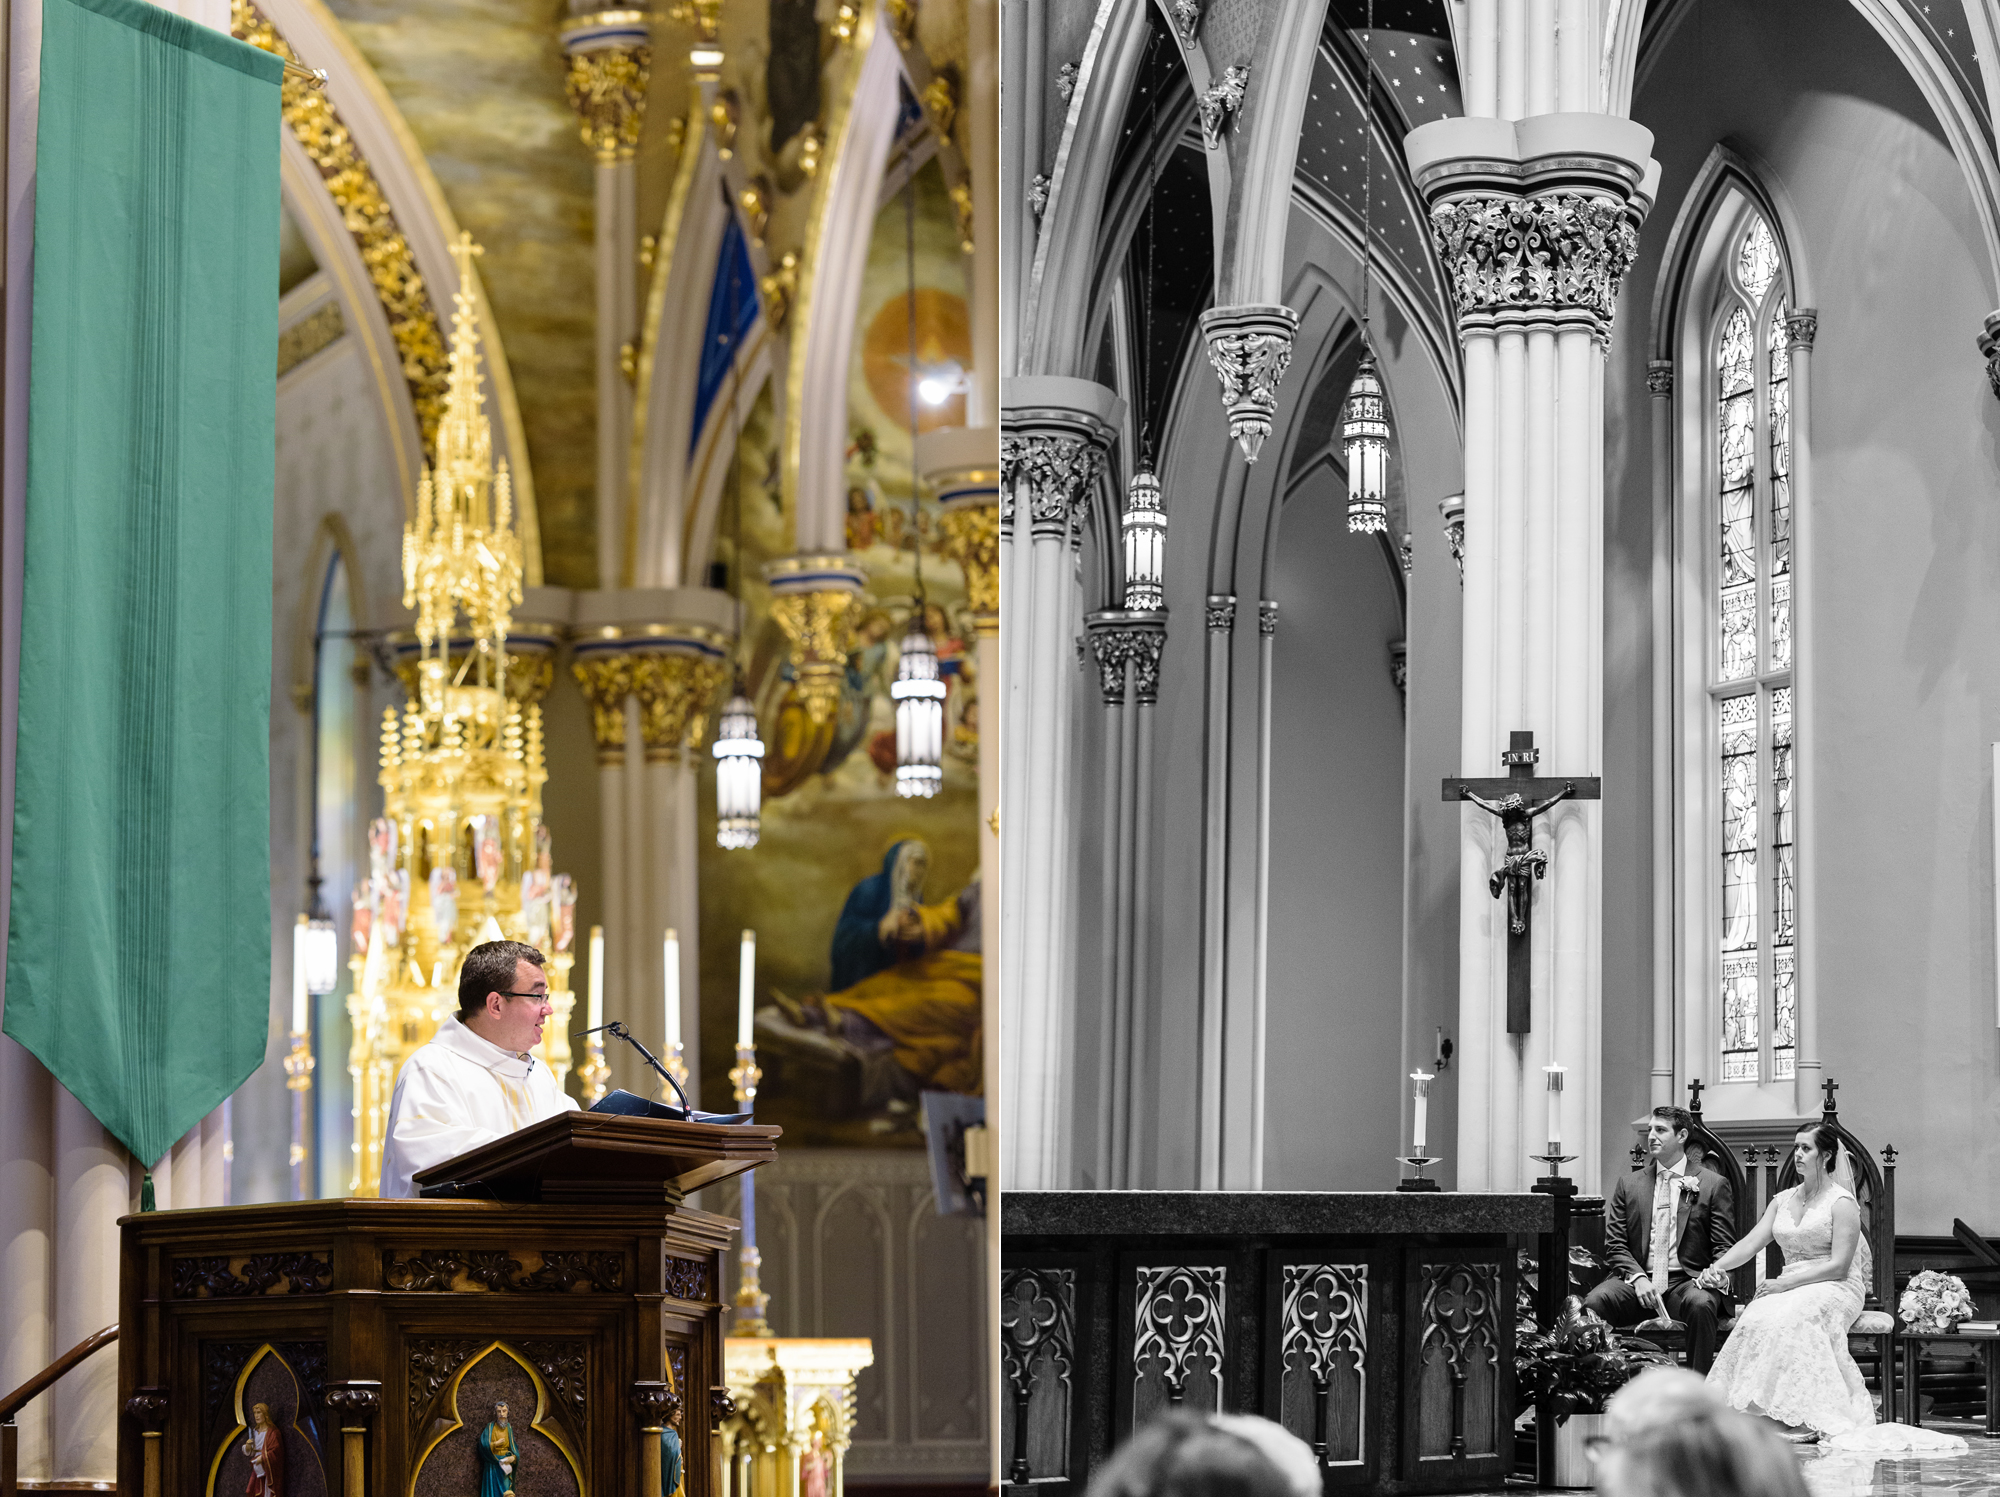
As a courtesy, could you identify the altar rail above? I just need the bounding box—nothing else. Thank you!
[1002,1192,1560,1495]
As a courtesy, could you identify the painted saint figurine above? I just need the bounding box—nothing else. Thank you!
[660,1425,683,1497]
[242,1402,283,1497]
[478,1401,517,1497]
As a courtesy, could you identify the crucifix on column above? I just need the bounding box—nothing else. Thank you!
[1443,731,1602,1035]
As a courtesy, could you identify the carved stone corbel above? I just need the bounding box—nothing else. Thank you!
[1197,63,1248,150]
[558,14,652,162]
[1171,0,1201,47]
[1979,312,2000,400]
[1198,304,1300,463]
[1439,494,1465,585]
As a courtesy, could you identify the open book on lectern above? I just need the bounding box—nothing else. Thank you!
[588,1087,752,1125]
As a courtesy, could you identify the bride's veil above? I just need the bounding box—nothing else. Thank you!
[1831,1142,1872,1280]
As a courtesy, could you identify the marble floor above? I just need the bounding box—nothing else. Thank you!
[1797,1421,2000,1497]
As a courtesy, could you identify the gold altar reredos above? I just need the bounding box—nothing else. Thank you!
[346,235,578,1197]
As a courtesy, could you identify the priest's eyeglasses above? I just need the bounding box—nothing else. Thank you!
[496,990,551,1001]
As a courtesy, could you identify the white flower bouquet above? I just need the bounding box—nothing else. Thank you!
[1899,1269,1977,1333]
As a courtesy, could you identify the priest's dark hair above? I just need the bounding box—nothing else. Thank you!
[457,941,547,1019]
[1651,1105,1693,1138]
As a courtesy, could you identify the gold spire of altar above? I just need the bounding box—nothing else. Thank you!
[346,235,578,1197]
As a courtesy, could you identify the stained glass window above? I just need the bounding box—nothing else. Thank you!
[1720,694,1759,1082]
[1709,211,1796,1087]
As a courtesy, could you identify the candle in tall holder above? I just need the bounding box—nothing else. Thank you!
[1396,1069,1440,1191]
[287,916,316,1201]
[729,926,770,1334]
[662,928,690,1101]
[1532,1062,1577,1184]
[577,925,610,1105]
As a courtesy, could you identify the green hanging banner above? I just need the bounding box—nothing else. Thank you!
[5,0,282,1168]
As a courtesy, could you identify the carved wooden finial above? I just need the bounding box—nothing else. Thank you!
[1881,1142,1899,1167]
[1821,1076,1840,1118]
[1687,1078,1706,1115]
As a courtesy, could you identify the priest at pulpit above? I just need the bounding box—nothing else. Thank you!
[380,941,579,1198]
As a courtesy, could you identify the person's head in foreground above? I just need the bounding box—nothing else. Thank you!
[1084,1411,1318,1497]
[1595,1367,1808,1497]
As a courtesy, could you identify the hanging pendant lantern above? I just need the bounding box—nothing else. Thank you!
[1343,353,1390,534]
[891,625,945,798]
[1122,461,1167,611]
[713,690,765,848]
[301,905,340,997]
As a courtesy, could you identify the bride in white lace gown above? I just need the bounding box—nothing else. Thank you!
[1697,1123,1964,1453]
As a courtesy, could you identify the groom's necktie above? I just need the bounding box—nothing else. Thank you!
[1650,1169,1675,1307]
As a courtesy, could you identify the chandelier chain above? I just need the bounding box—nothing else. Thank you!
[905,128,926,605]
[1360,0,1374,342]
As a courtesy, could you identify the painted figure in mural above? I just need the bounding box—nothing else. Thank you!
[825,608,898,775]
[775,840,982,1104]
[242,1402,283,1497]
[844,484,877,550]
[479,1401,517,1497]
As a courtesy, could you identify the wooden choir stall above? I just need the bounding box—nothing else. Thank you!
[116,1113,778,1497]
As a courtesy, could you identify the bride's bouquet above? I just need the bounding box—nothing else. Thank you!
[1899,1269,1976,1333]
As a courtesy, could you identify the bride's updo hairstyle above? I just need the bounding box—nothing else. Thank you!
[1796,1121,1841,1171]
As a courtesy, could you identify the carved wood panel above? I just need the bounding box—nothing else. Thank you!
[383,1248,625,1292]
[999,1267,1074,1485]
[1279,1263,1368,1468]
[1406,1251,1508,1483]
[174,1252,331,1298]
[1130,1263,1227,1424]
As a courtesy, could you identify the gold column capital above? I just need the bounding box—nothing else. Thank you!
[572,650,636,764]
[936,499,999,634]
[765,555,866,726]
[631,650,729,763]
[561,17,652,162]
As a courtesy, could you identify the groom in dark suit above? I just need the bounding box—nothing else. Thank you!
[1583,1104,1738,1373]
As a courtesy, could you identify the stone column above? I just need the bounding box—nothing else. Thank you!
[1782,309,1819,1117]
[998,376,1121,1189]
[1646,361,1675,1110]
[51,1085,125,1482]
[633,646,726,1098]
[1408,104,1656,1191]
[560,8,652,588]
[1193,306,1298,1191]
[0,1042,53,1479]
[573,650,635,1084]
[1083,611,1164,1189]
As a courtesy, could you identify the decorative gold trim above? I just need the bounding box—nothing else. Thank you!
[234,0,448,453]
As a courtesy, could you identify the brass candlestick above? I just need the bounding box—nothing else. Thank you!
[577,1031,610,1106]
[284,1030,315,1201]
[729,1042,770,1336]
[728,1043,761,1107]
[661,1040,691,1105]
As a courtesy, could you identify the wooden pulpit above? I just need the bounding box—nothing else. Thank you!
[116,1113,778,1497]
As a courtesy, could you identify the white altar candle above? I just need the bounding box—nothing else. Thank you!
[737,930,756,1048]
[587,925,605,1032]
[1545,1062,1567,1148]
[664,929,681,1049]
[291,915,308,1033]
[1410,1070,1433,1152]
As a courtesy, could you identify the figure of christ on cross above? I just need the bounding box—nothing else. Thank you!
[1442,731,1602,1035]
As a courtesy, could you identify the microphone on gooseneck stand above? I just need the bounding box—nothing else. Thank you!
[573,1021,694,1114]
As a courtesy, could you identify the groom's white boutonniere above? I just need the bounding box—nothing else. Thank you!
[1675,1175,1701,1199]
